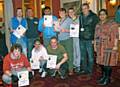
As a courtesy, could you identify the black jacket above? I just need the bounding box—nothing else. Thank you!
[79,10,99,40]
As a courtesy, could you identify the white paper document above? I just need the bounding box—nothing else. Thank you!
[70,24,79,37]
[53,21,61,32]
[13,25,26,38]
[30,58,40,70]
[46,55,57,69]
[17,71,29,87]
[44,15,53,27]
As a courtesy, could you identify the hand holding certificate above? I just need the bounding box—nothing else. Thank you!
[44,15,53,27]
[13,25,26,38]
[46,55,57,69]
[53,21,61,32]
[30,58,40,70]
[17,71,29,87]
[70,24,79,37]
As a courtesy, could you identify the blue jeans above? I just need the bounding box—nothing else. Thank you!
[2,68,27,84]
[80,40,94,74]
[73,37,81,68]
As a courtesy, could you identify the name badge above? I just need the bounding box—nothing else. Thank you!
[81,28,84,31]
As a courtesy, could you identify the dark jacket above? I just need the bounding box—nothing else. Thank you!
[79,10,99,40]
[25,17,39,38]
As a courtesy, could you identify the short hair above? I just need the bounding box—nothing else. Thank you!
[26,8,32,12]
[81,3,89,8]
[34,39,41,44]
[44,6,51,10]
[117,5,120,9]
[50,36,58,41]
[59,8,66,13]
[16,8,22,12]
[10,44,22,53]
[98,9,108,16]
[68,8,74,11]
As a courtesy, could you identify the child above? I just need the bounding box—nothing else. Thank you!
[31,39,48,78]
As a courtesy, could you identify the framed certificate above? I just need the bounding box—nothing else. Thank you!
[17,71,29,87]
[44,15,53,27]
[30,58,40,70]
[13,25,26,38]
[46,55,57,69]
[70,24,79,37]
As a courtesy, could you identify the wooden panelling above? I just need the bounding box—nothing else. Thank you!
[106,0,120,17]
[12,0,22,16]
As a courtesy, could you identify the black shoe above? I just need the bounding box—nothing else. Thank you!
[77,70,87,75]
[97,76,105,83]
[98,78,110,86]
[50,71,57,78]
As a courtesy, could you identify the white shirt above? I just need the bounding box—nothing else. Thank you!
[31,45,48,61]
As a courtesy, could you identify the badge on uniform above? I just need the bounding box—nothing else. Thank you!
[81,28,84,31]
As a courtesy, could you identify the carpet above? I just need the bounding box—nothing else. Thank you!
[1,64,120,87]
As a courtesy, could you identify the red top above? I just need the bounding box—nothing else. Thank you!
[3,53,30,72]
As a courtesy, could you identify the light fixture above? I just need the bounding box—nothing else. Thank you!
[109,0,116,6]
[41,4,45,9]
[41,0,45,9]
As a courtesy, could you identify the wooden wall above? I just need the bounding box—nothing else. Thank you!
[106,0,120,17]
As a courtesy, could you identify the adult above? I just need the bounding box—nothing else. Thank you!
[2,44,32,87]
[68,8,81,73]
[47,37,68,79]
[38,6,57,47]
[94,9,119,85]
[9,8,27,56]
[58,8,73,75]
[25,8,39,58]
[79,3,99,75]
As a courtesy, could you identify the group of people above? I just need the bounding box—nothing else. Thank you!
[1,2,120,87]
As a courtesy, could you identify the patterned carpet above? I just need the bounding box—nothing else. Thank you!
[0,64,120,87]
[29,65,120,87]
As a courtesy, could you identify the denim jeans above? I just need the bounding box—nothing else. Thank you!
[80,40,94,74]
[2,68,27,84]
[73,37,81,68]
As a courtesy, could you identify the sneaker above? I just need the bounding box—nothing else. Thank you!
[51,71,57,77]
[58,71,66,80]
[41,71,47,78]
[39,68,43,73]
[60,75,66,80]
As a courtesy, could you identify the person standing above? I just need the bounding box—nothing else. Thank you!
[79,3,99,75]
[68,8,81,73]
[25,8,39,58]
[94,9,119,85]
[58,8,73,75]
[38,6,57,47]
[9,8,28,56]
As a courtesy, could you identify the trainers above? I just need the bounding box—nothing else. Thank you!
[41,71,47,78]
[60,75,66,80]
[39,68,43,73]
[51,71,57,77]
